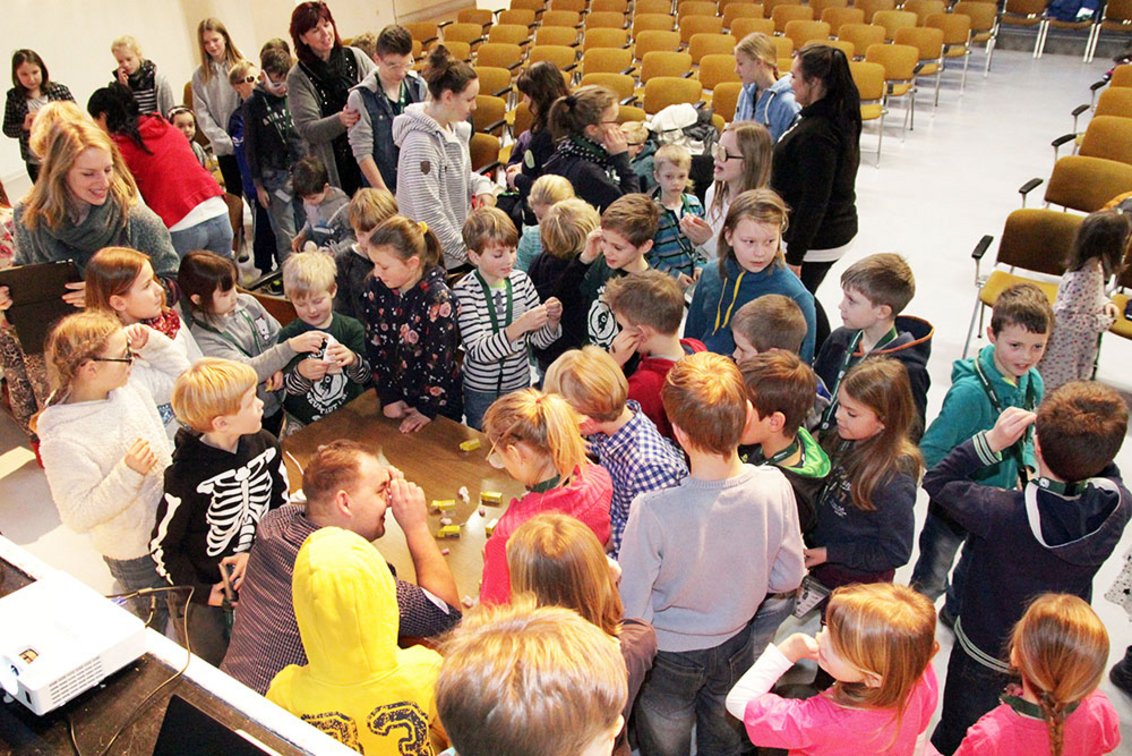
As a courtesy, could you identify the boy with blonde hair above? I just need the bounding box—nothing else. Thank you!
[454,207,563,429]
[437,601,628,756]
[151,358,290,665]
[334,187,398,321]
[277,251,371,431]
[650,144,706,287]
[517,174,574,273]
[604,270,706,439]
[545,346,687,557]
[619,352,805,755]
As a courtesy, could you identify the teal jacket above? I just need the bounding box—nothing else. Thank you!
[920,344,1043,490]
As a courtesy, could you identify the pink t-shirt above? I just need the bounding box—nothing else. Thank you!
[743,666,939,755]
[954,691,1121,756]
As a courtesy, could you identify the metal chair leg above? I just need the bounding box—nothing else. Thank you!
[963,297,983,358]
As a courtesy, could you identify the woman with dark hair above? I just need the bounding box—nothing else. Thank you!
[87,84,230,258]
[287,0,375,196]
[3,50,75,181]
[771,43,861,350]
[506,61,570,213]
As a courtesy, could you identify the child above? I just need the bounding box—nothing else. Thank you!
[334,187,398,322]
[507,513,657,756]
[726,583,939,755]
[956,593,1121,756]
[362,215,462,432]
[685,188,817,361]
[277,252,371,432]
[910,282,1053,625]
[3,49,75,181]
[923,381,1131,753]
[84,246,201,439]
[544,347,687,557]
[179,251,325,436]
[604,270,706,439]
[167,105,208,168]
[1038,209,1130,392]
[290,155,351,254]
[151,358,288,665]
[268,527,446,755]
[807,358,922,599]
[619,352,805,755]
[478,389,612,605]
[109,35,175,117]
[226,59,267,266]
[813,253,933,437]
[621,120,655,193]
[37,312,172,625]
[454,207,563,429]
[650,144,706,287]
[529,198,601,371]
[516,174,574,273]
[436,601,627,756]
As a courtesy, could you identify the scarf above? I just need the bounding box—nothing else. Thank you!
[47,200,129,270]
[298,47,359,118]
[557,135,616,174]
[123,60,157,93]
[143,307,181,341]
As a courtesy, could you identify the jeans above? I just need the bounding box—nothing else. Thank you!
[748,593,795,661]
[170,213,235,259]
[104,554,170,634]
[260,172,304,269]
[635,621,757,756]
[932,641,1012,755]
[464,387,505,431]
[910,503,968,617]
[173,601,231,667]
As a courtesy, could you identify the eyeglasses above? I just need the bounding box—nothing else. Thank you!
[711,144,742,161]
[91,348,135,365]
[240,75,258,84]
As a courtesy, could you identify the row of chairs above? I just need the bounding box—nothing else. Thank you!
[996,0,1132,63]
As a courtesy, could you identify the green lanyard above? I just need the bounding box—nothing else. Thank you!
[475,272,513,334]
[1001,694,1079,721]
[1035,476,1087,497]
[747,438,801,467]
[527,474,562,493]
[973,357,1038,485]
[818,326,899,432]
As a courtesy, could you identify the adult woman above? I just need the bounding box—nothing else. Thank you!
[734,33,800,142]
[542,85,639,214]
[507,61,570,217]
[87,83,230,258]
[393,46,494,270]
[772,44,861,350]
[287,1,375,196]
[682,121,772,260]
[3,50,74,181]
[191,19,245,223]
[507,513,656,756]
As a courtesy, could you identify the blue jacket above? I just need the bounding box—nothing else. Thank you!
[735,75,800,143]
[685,257,816,362]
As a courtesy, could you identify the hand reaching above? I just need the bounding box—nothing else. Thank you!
[581,228,604,264]
[399,408,431,433]
[288,330,326,355]
[985,407,1037,453]
[124,438,158,476]
[679,215,714,247]
[125,323,150,351]
[778,632,820,664]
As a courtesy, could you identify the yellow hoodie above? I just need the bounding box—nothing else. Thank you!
[266,527,443,754]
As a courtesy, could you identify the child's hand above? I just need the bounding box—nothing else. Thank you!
[609,327,641,367]
[125,323,150,350]
[124,438,158,475]
[544,297,563,323]
[327,342,357,367]
[219,552,250,591]
[383,400,409,419]
[255,186,270,210]
[291,232,306,254]
[985,407,1037,453]
[62,281,86,308]
[788,263,802,278]
[288,330,326,354]
[473,193,497,209]
[601,121,628,156]
[505,162,521,189]
[676,272,694,290]
[778,632,820,664]
[298,357,331,380]
[516,304,550,334]
[679,215,714,246]
[399,408,431,433]
[803,547,827,568]
[580,228,604,264]
[22,112,34,132]
[207,581,229,607]
[1105,300,1120,320]
[338,105,360,128]
[264,371,284,391]
[389,477,429,533]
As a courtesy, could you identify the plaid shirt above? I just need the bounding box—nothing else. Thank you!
[590,401,688,557]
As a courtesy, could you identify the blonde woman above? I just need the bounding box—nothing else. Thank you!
[734,33,800,142]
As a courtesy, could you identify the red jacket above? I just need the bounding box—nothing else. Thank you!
[629,338,706,440]
[113,115,223,228]
[479,464,612,604]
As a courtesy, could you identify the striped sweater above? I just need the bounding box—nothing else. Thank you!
[453,269,560,393]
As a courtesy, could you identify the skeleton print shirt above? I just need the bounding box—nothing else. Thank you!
[151,428,288,603]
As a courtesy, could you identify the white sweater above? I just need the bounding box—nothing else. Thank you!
[129,325,201,440]
[37,383,173,560]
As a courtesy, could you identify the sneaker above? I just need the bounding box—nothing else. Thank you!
[1110,650,1132,697]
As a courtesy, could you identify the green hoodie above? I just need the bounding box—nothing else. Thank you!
[740,428,831,534]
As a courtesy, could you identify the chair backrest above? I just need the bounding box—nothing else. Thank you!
[405,21,440,45]
[587,11,628,29]
[764,0,802,15]
[823,6,866,35]
[510,0,545,13]
[731,16,777,37]
[953,1,997,33]
[826,38,856,58]
[772,4,815,32]
[712,81,743,120]
[681,15,726,44]
[689,33,739,62]
[894,26,944,59]
[584,28,632,51]
[641,50,695,81]
[499,8,537,27]
[592,0,631,12]
[445,40,473,62]
[635,29,683,59]
[1078,116,1132,166]
[679,0,721,20]
[490,23,532,45]
[810,0,849,18]
[1096,86,1132,118]
[856,0,897,22]
[785,19,833,47]
[618,104,648,121]
[445,22,485,45]
[1102,0,1132,21]
[838,23,887,55]
[470,132,501,171]
[636,0,674,13]
[995,209,1082,277]
[581,46,635,74]
[700,53,743,89]
[643,76,704,113]
[865,42,919,79]
[542,9,582,27]
[581,71,638,99]
[459,8,495,28]
[724,3,767,29]
[473,95,508,134]
[902,0,947,25]
[513,100,534,135]
[874,10,919,40]
[1112,65,1132,87]
[634,13,678,36]
[1046,156,1132,213]
[535,25,579,46]
[850,60,887,101]
[475,66,514,98]
[528,44,578,69]
[552,0,587,12]
[771,35,795,59]
[1002,0,1046,21]
[926,13,973,46]
[476,42,525,69]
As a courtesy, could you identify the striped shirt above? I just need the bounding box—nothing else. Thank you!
[454,269,560,393]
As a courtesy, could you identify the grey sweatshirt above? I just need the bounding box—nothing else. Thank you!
[192,60,240,156]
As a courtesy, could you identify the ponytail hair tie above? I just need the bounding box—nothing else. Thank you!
[565,94,577,108]
[418,220,428,233]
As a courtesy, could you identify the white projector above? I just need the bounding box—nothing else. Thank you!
[0,570,147,715]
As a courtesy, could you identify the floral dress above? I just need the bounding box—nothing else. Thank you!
[1038,260,1115,392]
[361,265,463,421]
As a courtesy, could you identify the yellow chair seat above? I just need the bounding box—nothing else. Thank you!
[861,103,885,120]
[943,47,969,58]
[889,82,914,97]
[1111,293,1132,338]
[918,62,941,76]
[972,31,993,42]
[979,271,1059,308]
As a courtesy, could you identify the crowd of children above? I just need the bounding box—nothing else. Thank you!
[4,9,1131,756]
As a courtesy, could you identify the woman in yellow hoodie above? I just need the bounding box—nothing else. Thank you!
[267,527,445,754]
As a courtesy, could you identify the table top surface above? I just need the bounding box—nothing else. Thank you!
[281,391,526,601]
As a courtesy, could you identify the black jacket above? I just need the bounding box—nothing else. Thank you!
[243,85,306,182]
[543,145,640,213]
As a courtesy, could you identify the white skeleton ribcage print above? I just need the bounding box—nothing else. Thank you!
[200,447,279,557]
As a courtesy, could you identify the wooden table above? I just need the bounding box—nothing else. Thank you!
[281,392,526,600]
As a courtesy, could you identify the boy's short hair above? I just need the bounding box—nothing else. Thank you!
[619,121,648,146]
[227,59,257,87]
[543,346,628,423]
[662,352,748,456]
[529,174,575,207]
[541,198,600,260]
[603,269,683,335]
[348,187,398,233]
[377,25,414,57]
[283,251,338,299]
[463,206,519,256]
[436,600,627,756]
[350,32,378,60]
[292,156,330,198]
[260,47,293,77]
[990,282,1054,335]
[731,295,807,354]
[1036,380,1128,482]
[172,358,259,433]
[738,351,817,437]
[840,253,916,315]
[654,143,692,172]
[601,193,660,247]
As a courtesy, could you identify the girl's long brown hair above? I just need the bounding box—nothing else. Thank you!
[709,122,772,220]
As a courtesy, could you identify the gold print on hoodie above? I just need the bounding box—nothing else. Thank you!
[367,701,435,756]
[301,711,362,751]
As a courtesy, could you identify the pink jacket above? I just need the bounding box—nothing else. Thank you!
[955,691,1120,756]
